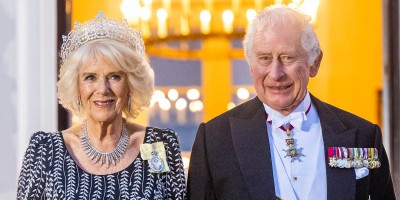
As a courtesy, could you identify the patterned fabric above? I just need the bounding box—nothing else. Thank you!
[17,127,186,200]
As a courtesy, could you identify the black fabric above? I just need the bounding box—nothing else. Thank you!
[188,95,396,200]
[17,127,186,200]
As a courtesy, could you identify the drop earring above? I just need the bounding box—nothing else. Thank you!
[127,95,131,113]
[77,95,82,112]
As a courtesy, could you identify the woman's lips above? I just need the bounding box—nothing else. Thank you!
[93,100,114,107]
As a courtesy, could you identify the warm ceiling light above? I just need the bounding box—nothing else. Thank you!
[187,88,200,100]
[175,98,188,110]
[140,7,151,21]
[159,98,171,110]
[299,0,320,23]
[222,10,234,33]
[227,102,236,110]
[120,0,140,25]
[189,100,203,112]
[222,10,234,23]
[200,10,211,34]
[237,88,250,100]
[200,10,211,23]
[168,89,179,101]
[246,9,257,23]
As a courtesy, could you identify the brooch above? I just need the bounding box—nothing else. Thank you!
[140,142,170,173]
[328,147,381,169]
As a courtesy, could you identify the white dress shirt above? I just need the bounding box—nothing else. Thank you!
[263,92,327,200]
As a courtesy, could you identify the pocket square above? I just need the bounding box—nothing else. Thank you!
[355,167,369,179]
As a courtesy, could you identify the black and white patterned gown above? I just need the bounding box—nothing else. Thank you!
[17,127,186,200]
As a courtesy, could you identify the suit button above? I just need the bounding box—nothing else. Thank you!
[293,176,297,181]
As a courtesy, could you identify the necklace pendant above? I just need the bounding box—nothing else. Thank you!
[149,150,164,172]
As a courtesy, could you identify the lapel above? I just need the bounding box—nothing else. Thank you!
[230,97,276,200]
[311,95,357,200]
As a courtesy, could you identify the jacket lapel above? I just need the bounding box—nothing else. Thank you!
[230,98,276,200]
[312,95,357,200]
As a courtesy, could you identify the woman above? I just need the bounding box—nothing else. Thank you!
[17,12,186,199]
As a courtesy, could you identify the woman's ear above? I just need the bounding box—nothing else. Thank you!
[310,51,323,77]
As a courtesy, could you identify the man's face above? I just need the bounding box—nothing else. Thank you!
[250,23,320,115]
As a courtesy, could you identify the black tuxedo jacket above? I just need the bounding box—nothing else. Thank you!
[187,95,395,200]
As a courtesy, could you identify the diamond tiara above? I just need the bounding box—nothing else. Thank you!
[60,11,145,63]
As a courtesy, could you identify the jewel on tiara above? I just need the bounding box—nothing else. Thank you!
[60,11,145,64]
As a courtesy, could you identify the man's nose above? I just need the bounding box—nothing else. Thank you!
[269,59,285,81]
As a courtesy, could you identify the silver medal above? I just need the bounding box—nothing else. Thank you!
[149,150,164,172]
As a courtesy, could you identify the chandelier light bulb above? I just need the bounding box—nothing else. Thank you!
[222,10,234,33]
[157,8,168,21]
[200,10,211,23]
[299,0,320,23]
[200,10,211,34]
[222,10,234,23]
[159,98,171,110]
[175,98,188,110]
[227,102,236,110]
[140,7,151,21]
[153,90,165,101]
[246,9,257,23]
[168,89,179,101]
[189,100,203,112]
[120,0,140,25]
[187,88,200,100]
[237,87,250,100]
[143,0,152,6]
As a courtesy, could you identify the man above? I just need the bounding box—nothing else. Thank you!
[187,5,395,200]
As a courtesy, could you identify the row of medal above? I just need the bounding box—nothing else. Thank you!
[328,147,381,169]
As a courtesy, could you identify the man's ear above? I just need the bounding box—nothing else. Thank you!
[310,51,323,77]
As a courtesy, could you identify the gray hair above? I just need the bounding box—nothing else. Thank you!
[243,5,321,65]
[57,39,154,119]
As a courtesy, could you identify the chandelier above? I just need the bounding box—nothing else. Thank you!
[119,0,320,121]
[120,0,320,50]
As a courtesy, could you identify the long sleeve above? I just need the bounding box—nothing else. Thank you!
[369,125,396,199]
[17,132,52,200]
[161,128,187,200]
[187,123,216,200]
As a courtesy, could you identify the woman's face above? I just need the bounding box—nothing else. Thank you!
[78,57,129,123]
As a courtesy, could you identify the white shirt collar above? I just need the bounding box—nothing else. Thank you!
[263,91,312,130]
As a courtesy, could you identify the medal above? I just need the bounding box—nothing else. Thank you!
[149,150,164,172]
[282,129,305,162]
[327,147,381,169]
[266,103,311,163]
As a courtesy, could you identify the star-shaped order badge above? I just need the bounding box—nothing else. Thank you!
[140,142,170,173]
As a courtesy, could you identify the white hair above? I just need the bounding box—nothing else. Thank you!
[57,39,154,119]
[243,5,321,65]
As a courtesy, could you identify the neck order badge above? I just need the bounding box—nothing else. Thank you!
[266,104,312,162]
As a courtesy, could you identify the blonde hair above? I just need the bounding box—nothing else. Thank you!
[57,39,154,119]
[243,5,321,65]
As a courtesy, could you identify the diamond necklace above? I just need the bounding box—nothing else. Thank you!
[80,120,129,168]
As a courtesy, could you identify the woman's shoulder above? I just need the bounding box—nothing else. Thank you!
[146,127,179,142]
[28,131,62,146]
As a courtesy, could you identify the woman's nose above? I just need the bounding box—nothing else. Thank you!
[97,79,111,94]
